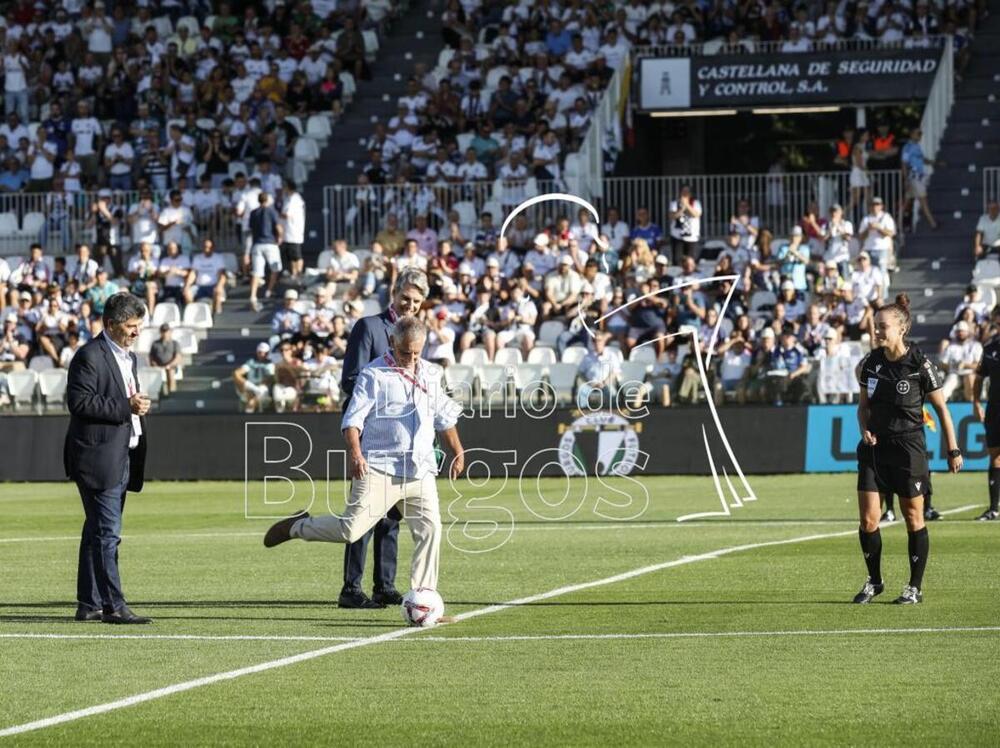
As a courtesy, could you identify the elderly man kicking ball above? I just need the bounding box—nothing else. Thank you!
[264,316,465,598]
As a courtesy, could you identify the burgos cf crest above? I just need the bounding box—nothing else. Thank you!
[558,412,642,476]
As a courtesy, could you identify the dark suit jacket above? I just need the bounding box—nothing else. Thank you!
[64,334,147,493]
[340,310,393,404]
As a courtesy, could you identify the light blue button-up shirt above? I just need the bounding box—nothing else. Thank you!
[341,356,462,479]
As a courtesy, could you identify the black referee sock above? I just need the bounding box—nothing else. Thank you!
[989,467,1000,513]
[907,527,929,590]
[858,527,883,586]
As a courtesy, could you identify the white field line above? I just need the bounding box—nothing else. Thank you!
[2,626,998,645]
[0,505,982,546]
[0,504,976,739]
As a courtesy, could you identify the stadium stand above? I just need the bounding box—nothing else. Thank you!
[0,0,996,414]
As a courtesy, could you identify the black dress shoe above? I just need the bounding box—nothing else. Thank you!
[102,606,152,625]
[372,588,403,606]
[925,508,941,521]
[264,510,310,547]
[74,606,102,622]
[338,589,385,609]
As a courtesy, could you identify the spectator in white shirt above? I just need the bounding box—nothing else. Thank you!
[939,320,983,401]
[532,129,561,180]
[103,128,134,191]
[974,200,1000,259]
[158,190,196,253]
[128,191,160,252]
[570,207,600,254]
[157,242,191,303]
[2,42,30,123]
[183,238,227,313]
[324,239,361,291]
[280,180,306,284]
[858,196,896,274]
[70,101,102,179]
[27,129,57,192]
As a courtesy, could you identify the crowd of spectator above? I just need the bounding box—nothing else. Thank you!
[254,181,942,411]
[0,0,389,199]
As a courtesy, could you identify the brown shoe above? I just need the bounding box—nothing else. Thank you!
[264,510,309,547]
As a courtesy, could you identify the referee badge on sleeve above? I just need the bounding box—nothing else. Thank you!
[867,377,878,397]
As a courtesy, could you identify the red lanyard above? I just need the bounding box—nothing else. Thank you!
[382,351,426,394]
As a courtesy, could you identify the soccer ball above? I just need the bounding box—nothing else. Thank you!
[401,588,445,627]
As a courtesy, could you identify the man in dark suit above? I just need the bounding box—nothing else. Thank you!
[337,267,428,609]
[65,293,152,624]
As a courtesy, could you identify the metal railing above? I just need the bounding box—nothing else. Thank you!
[985,167,1000,209]
[323,169,904,247]
[632,35,950,59]
[0,189,243,259]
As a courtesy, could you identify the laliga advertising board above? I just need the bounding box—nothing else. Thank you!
[639,46,941,111]
[806,403,989,473]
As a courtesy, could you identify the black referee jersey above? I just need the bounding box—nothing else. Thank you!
[976,335,1000,447]
[856,346,941,495]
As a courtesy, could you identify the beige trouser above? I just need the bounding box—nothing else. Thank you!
[291,468,441,591]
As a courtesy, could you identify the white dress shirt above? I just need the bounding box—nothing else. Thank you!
[104,333,141,449]
[341,355,461,479]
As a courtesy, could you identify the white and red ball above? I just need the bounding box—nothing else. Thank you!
[401,588,445,627]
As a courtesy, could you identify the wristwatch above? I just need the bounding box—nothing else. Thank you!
[948,448,962,458]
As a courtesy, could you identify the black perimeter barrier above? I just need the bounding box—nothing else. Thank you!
[0,406,807,482]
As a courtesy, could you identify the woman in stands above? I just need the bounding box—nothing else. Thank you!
[853,294,962,605]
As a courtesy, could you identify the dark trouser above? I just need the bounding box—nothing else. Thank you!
[76,462,129,613]
[342,507,400,593]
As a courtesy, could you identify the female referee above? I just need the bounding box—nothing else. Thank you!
[853,294,963,605]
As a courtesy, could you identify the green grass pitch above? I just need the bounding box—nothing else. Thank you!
[0,474,998,745]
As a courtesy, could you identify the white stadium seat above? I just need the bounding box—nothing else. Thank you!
[527,347,557,366]
[0,213,18,236]
[561,346,587,366]
[493,348,523,367]
[443,364,476,405]
[7,370,37,409]
[546,364,579,405]
[136,328,158,355]
[293,137,320,164]
[38,368,68,406]
[628,347,657,364]
[173,327,199,355]
[182,301,214,330]
[28,357,54,372]
[459,348,489,367]
[138,368,166,401]
[20,212,44,237]
[537,321,566,348]
[152,302,181,328]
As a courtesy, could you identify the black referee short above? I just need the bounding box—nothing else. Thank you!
[857,431,930,498]
[985,404,1000,449]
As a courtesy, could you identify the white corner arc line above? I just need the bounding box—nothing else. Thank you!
[0,525,891,739]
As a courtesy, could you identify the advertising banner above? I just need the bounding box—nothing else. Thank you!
[639,47,941,111]
[805,403,989,473]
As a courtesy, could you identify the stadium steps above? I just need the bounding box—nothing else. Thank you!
[155,283,278,413]
[895,11,1000,345]
[301,0,444,257]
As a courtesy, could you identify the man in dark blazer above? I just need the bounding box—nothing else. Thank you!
[65,293,152,624]
[337,266,428,609]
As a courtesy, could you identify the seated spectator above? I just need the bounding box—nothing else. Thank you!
[157,242,190,303]
[127,242,160,317]
[234,342,275,413]
[974,200,1000,259]
[272,289,303,338]
[461,286,501,362]
[150,323,183,394]
[35,294,75,366]
[939,320,982,401]
[184,239,227,314]
[577,332,620,409]
[86,268,119,318]
[59,329,85,369]
[496,283,539,360]
[272,340,304,413]
[543,255,583,322]
[0,311,30,373]
[714,331,753,405]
